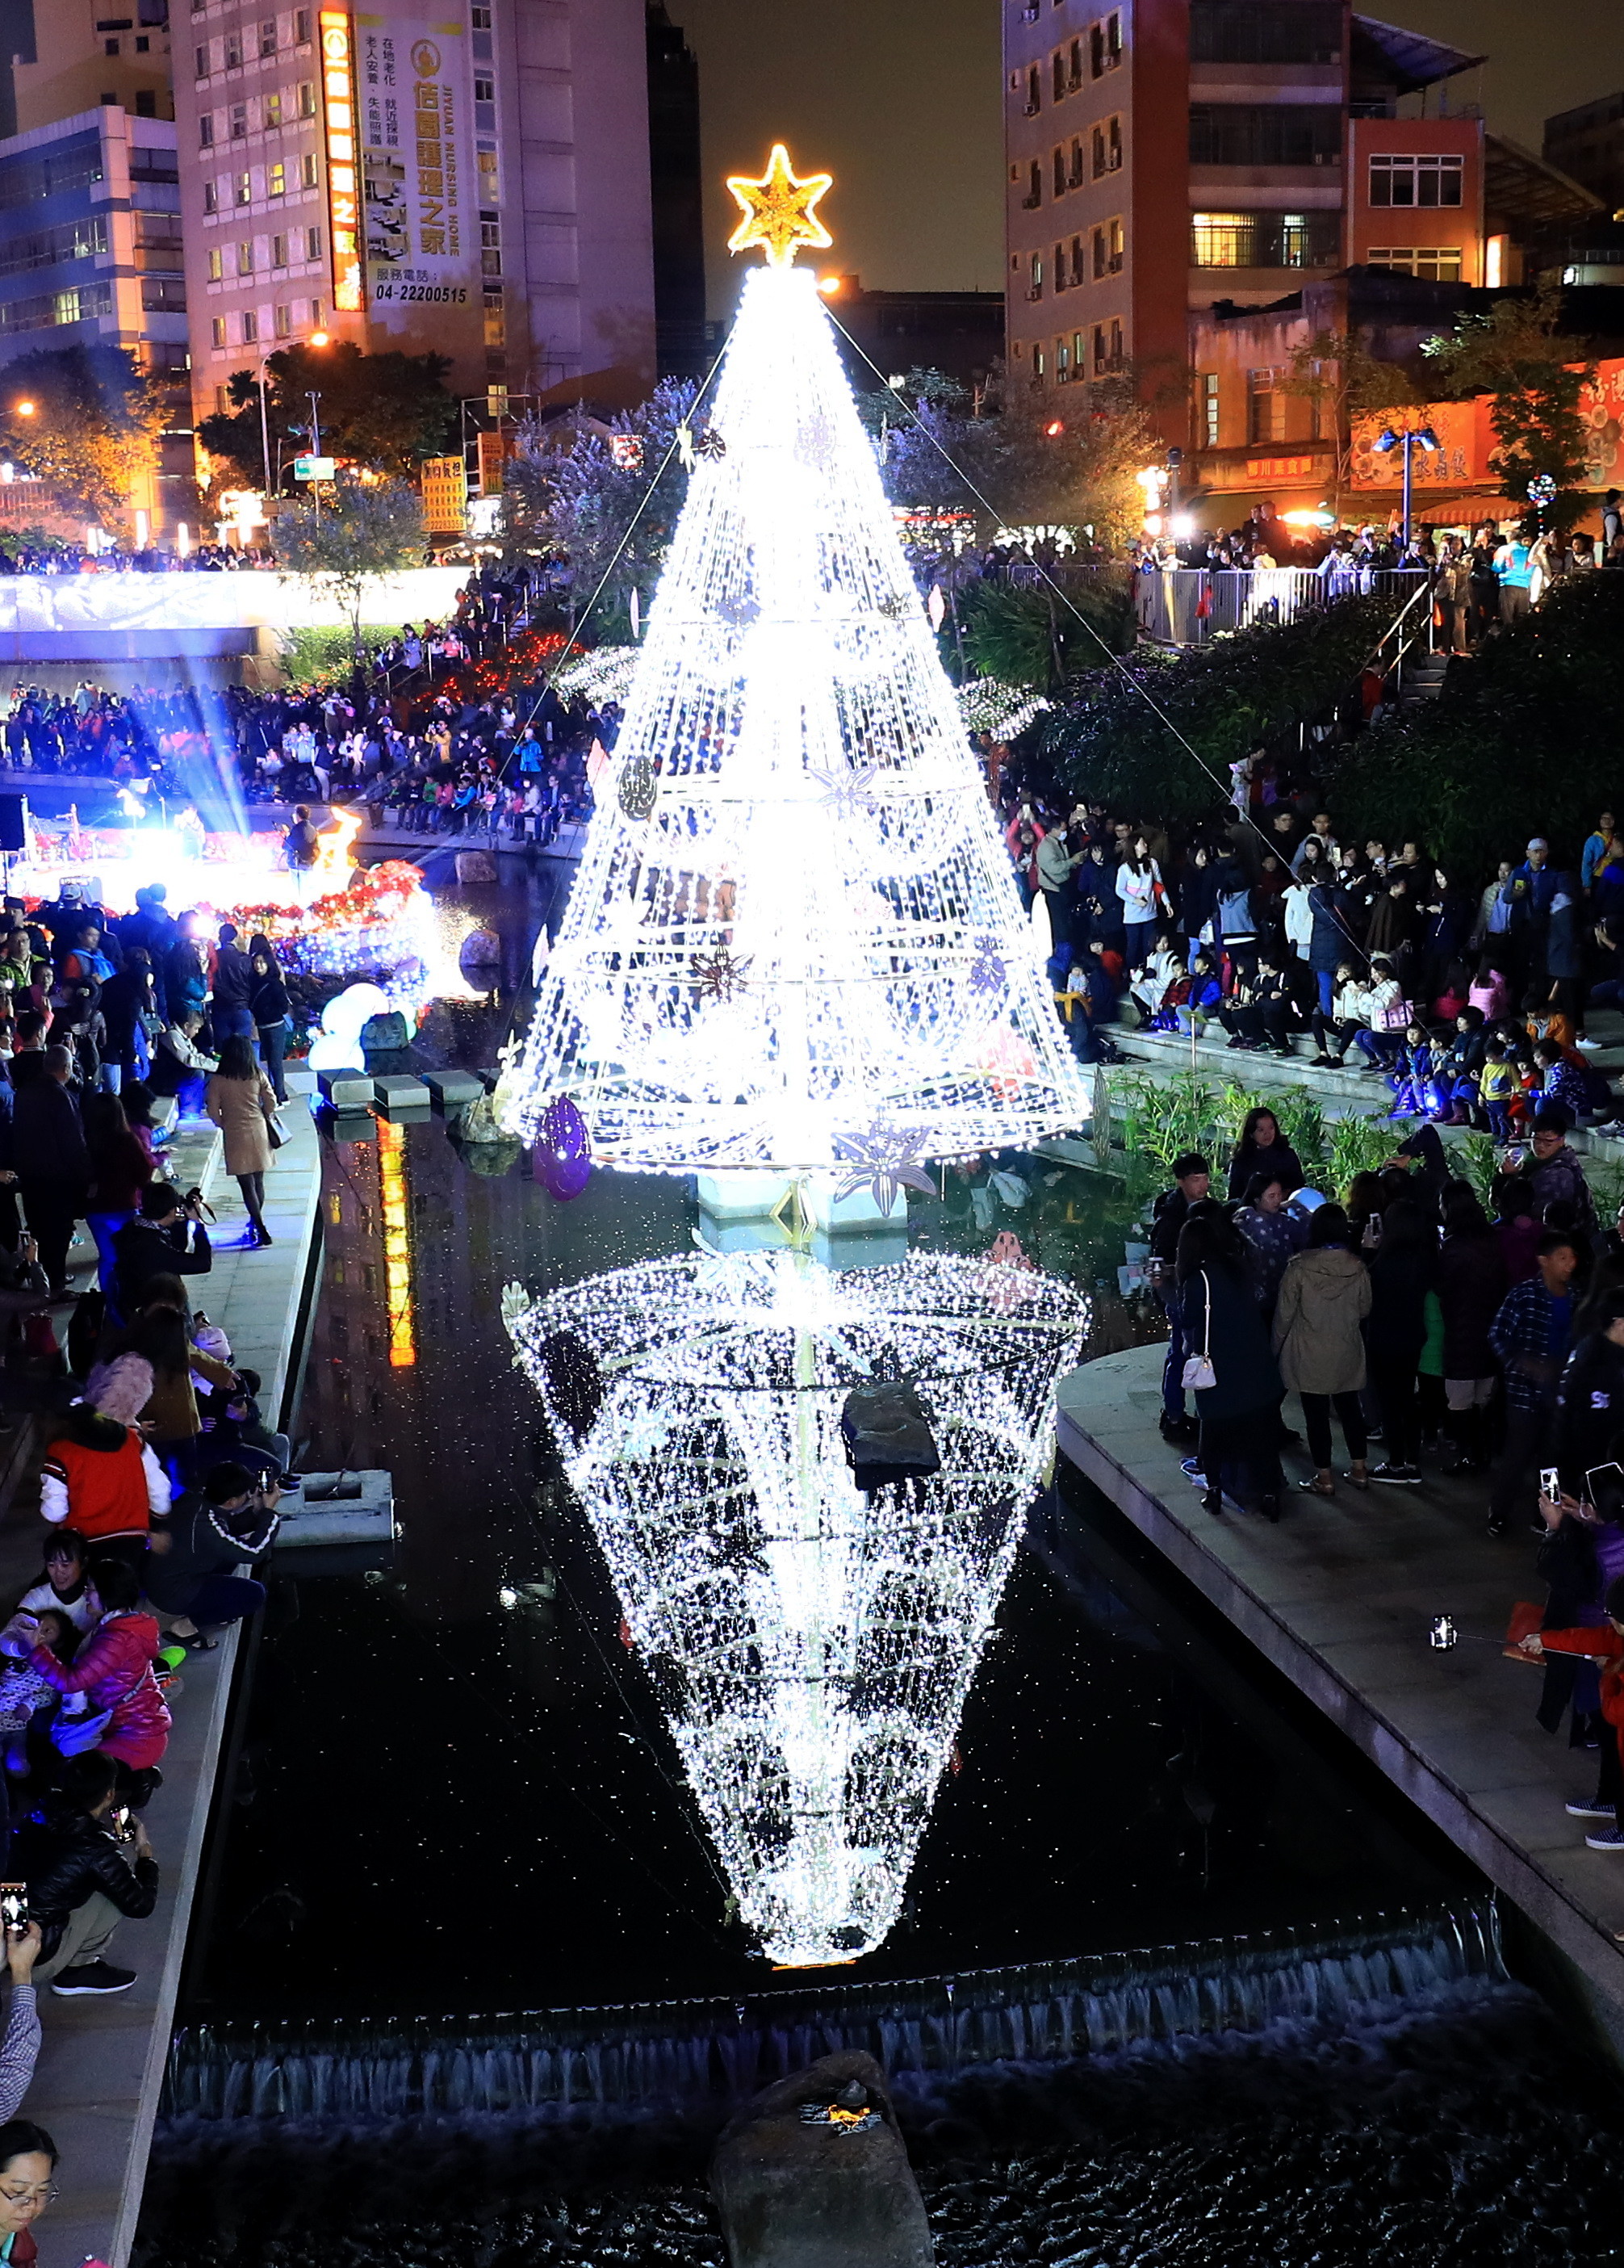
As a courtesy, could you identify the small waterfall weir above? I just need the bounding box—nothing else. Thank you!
[165,1901,1503,2123]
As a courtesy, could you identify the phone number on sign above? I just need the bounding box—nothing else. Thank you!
[370,283,468,304]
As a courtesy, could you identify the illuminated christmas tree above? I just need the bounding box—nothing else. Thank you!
[504,1247,1089,1967]
[500,147,1086,1175]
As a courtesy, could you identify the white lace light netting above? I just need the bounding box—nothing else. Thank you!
[500,265,1087,1171]
[505,1248,1090,1966]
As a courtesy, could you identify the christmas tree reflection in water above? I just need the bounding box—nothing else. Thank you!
[504,1245,1088,1968]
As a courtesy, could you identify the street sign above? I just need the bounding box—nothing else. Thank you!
[293,455,336,481]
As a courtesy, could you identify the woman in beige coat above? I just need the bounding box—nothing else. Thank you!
[1272,1203,1372,1498]
[204,1033,280,1247]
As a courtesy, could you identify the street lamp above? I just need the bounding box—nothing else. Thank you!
[13,401,34,418]
[1373,424,1439,550]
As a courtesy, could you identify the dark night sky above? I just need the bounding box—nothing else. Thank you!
[672,0,1624,315]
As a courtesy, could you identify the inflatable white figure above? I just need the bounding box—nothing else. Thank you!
[306,981,391,1074]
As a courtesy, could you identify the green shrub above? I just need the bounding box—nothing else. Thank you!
[278,623,403,689]
[1041,594,1392,820]
[1329,574,1624,874]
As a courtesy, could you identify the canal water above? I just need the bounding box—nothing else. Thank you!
[136,863,1624,2266]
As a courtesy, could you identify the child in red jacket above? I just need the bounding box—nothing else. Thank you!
[1520,1572,1624,1850]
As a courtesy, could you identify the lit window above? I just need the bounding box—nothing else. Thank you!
[266,89,283,128]
[1369,155,1463,208]
[1366,245,1463,282]
[1029,250,1044,297]
[207,248,223,280]
[1248,366,1284,443]
[236,171,252,205]
[236,241,253,276]
[274,302,291,335]
[1200,371,1220,447]
[211,315,226,346]
[269,161,286,196]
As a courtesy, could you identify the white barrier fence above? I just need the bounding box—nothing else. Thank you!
[1136,566,1429,646]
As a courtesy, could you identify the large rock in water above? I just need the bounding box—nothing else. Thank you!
[709,2052,934,2267]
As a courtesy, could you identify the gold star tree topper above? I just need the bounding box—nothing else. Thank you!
[726,143,834,270]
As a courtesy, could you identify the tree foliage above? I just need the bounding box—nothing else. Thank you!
[197,342,458,486]
[1281,329,1419,504]
[272,480,427,661]
[501,379,697,637]
[956,576,1137,692]
[1328,572,1624,874]
[1421,280,1594,532]
[0,345,165,524]
[855,367,1161,545]
[1040,596,1392,820]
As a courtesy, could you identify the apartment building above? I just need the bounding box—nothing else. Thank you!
[174,0,657,450]
[1545,91,1624,219]
[1003,0,1486,459]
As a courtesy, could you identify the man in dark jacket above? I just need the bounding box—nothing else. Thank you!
[12,1046,86,1295]
[147,1462,280,1640]
[14,1752,159,1994]
[1150,1151,1211,1444]
[110,1182,211,1323]
[209,924,255,1042]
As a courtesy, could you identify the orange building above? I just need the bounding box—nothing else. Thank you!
[1002,1,1488,458]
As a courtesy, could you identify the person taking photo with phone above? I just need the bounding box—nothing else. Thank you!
[11,1752,157,1996]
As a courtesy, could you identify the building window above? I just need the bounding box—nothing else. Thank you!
[300,153,318,187]
[471,3,491,24]
[1092,115,1123,175]
[260,16,277,53]
[1369,154,1463,208]
[295,6,310,39]
[229,103,247,137]
[224,31,244,72]
[1366,245,1464,281]
[236,240,253,275]
[203,181,218,213]
[236,170,251,204]
[266,89,283,127]
[1034,346,1046,378]
[1191,209,1341,265]
[477,149,498,200]
[306,224,321,258]
[199,115,215,145]
[1052,49,1065,100]
[1024,159,1041,208]
[268,160,286,196]
[1090,10,1123,75]
[1248,366,1285,442]
[214,384,231,413]
[1093,215,1124,275]
[135,87,155,112]
[1057,335,1070,379]
[207,247,223,279]
[1189,104,1341,166]
[1200,371,1220,447]
[241,308,257,343]
[211,316,226,346]
[1025,65,1040,114]
[1190,1,1341,65]
[1028,250,1044,298]
[473,73,493,101]
[195,44,207,77]
[1072,329,1086,373]
[271,232,287,265]
[1068,136,1084,187]
[1069,234,1085,286]
[274,302,291,335]
[1068,36,1083,86]
[298,80,316,117]
[1053,145,1066,197]
[1092,318,1123,371]
[1053,238,1066,290]
[483,303,505,347]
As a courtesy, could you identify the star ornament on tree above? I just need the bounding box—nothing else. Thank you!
[726,143,835,270]
[832,1123,937,1214]
[690,942,754,1002]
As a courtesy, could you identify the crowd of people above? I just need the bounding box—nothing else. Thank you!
[1003,783,1624,1137]
[1135,496,1624,613]
[1148,1102,1624,1856]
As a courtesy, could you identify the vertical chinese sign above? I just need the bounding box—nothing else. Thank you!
[354,9,483,381]
[318,10,364,313]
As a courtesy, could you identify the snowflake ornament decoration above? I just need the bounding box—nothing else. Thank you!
[831,1121,936,1214]
[690,942,753,1002]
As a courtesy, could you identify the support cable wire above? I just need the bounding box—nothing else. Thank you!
[826,308,1433,975]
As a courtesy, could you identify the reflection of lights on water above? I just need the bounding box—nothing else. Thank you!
[498,1586,519,1608]
[377,1118,415,1368]
[506,1247,1089,1968]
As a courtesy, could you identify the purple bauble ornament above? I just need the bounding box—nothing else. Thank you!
[535,1094,592,1202]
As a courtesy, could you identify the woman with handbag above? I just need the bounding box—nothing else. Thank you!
[1273,1205,1372,1497]
[204,1035,280,1249]
[246,944,291,1105]
[1175,1203,1286,1521]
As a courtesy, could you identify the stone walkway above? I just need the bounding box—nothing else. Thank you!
[5,1108,324,2268]
[1057,1344,1624,2053]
